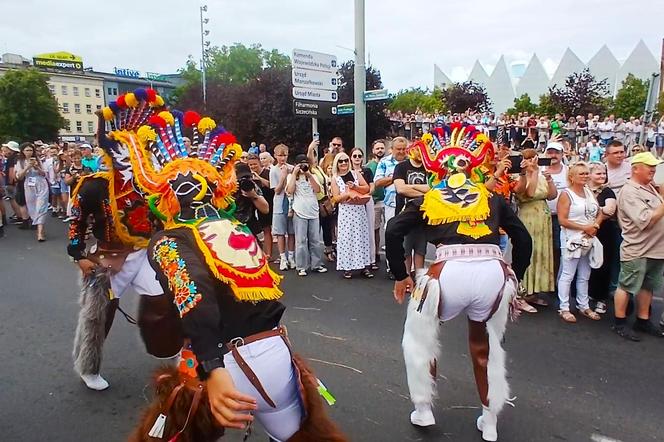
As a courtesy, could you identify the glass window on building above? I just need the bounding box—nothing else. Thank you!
[85,88,91,97]
[76,121,82,133]
[113,87,118,95]
[96,105,102,110]
[95,89,101,98]
[74,104,81,114]
[86,104,92,114]
[62,103,69,113]
[64,120,71,131]
[48,84,55,94]
[73,86,79,96]
[87,121,94,133]
[61,85,68,95]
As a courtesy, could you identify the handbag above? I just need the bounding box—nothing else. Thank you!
[319,195,335,217]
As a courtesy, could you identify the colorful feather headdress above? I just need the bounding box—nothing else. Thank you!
[114,111,242,228]
[416,122,495,186]
[101,88,165,132]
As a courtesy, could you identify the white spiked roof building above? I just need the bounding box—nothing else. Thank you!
[434,41,659,113]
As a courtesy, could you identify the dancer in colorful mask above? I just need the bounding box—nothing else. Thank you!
[386,124,532,441]
[118,111,345,441]
[68,89,183,391]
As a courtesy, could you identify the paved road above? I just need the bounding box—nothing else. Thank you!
[1,218,663,442]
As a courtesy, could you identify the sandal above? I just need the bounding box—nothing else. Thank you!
[362,269,374,279]
[370,263,379,271]
[344,271,352,279]
[558,310,577,323]
[525,294,548,307]
[579,308,600,321]
[516,298,537,313]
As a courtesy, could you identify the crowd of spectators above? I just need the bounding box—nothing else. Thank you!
[3,124,664,340]
[386,109,664,156]
[0,140,103,241]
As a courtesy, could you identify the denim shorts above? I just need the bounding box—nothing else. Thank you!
[272,212,294,235]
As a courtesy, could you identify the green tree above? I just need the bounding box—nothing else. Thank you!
[537,93,562,116]
[440,81,492,113]
[0,68,65,142]
[507,93,538,115]
[611,74,648,119]
[389,87,445,114]
[547,68,609,117]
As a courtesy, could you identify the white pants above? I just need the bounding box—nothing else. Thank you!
[224,335,303,441]
[110,249,163,298]
[384,205,396,228]
[557,254,592,311]
[439,259,506,322]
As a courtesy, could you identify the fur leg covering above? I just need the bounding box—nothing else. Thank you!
[128,366,224,442]
[72,269,113,376]
[402,273,441,408]
[485,280,515,415]
[287,355,348,442]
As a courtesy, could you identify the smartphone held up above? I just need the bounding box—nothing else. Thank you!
[507,154,552,174]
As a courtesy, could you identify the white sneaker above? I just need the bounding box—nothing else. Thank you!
[297,269,307,276]
[80,374,109,391]
[279,259,289,271]
[476,406,497,441]
[410,404,435,427]
[312,266,328,273]
[594,301,607,314]
[288,258,296,269]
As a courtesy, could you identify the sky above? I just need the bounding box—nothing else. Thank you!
[1,0,662,92]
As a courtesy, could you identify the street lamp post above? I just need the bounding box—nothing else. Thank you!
[354,0,366,153]
[200,5,210,108]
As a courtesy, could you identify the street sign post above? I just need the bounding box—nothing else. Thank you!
[293,100,338,119]
[292,87,338,102]
[292,68,338,90]
[336,104,355,115]
[292,48,339,137]
[292,49,338,73]
[363,88,389,101]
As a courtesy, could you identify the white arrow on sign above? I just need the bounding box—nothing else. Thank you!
[292,87,338,102]
[292,49,337,73]
[292,68,338,91]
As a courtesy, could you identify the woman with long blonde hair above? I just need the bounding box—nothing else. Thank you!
[330,152,373,279]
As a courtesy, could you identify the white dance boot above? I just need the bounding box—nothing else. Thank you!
[476,405,497,441]
[80,373,109,391]
[410,403,435,427]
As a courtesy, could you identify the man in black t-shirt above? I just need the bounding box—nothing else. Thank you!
[393,149,429,274]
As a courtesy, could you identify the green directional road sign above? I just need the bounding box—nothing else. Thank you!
[336,103,355,115]
[363,89,389,101]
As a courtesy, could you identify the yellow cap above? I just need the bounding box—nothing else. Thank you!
[630,152,663,166]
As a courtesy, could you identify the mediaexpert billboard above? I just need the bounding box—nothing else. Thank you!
[33,51,83,72]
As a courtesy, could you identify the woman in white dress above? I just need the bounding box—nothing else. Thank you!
[331,152,373,279]
[14,143,49,241]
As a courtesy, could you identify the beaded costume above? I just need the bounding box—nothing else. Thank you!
[117,111,345,441]
[69,89,183,391]
[385,123,533,441]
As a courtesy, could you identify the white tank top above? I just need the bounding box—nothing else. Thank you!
[560,187,599,246]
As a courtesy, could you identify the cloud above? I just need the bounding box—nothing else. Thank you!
[0,0,662,92]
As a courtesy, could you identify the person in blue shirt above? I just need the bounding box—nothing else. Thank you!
[80,143,100,173]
